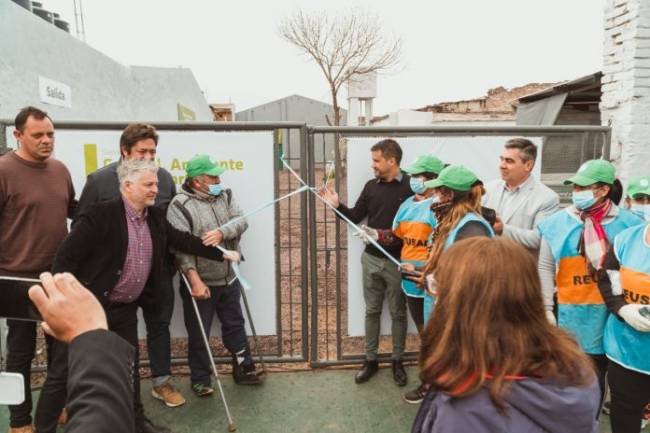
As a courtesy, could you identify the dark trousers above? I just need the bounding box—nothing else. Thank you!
[609,361,650,433]
[33,338,67,433]
[180,279,247,386]
[140,265,175,380]
[106,302,145,428]
[406,296,425,333]
[35,301,147,433]
[590,353,609,412]
[6,320,46,428]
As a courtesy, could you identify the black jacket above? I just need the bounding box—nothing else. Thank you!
[65,329,135,433]
[53,197,222,307]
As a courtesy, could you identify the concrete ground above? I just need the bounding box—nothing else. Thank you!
[0,366,636,433]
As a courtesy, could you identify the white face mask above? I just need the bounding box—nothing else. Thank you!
[630,203,650,221]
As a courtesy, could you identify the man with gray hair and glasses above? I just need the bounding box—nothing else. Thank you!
[483,137,560,253]
[37,159,239,433]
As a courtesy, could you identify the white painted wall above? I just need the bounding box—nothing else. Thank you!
[601,0,650,184]
[0,1,212,122]
[372,109,433,126]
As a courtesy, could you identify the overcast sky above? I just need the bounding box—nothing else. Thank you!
[44,0,606,115]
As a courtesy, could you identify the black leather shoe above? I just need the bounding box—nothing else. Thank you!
[392,360,408,387]
[355,360,379,384]
[139,417,172,433]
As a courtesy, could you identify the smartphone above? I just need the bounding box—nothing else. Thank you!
[640,306,650,320]
[0,276,42,321]
[481,206,497,227]
[0,372,25,405]
[400,270,422,279]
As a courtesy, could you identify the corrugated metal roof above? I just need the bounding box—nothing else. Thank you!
[517,72,602,103]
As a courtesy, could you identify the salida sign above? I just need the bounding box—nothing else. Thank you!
[38,76,72,108]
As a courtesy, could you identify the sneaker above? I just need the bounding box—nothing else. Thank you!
[404,383,429,404]
[233,362,262,385]
[232,349,262,386]
[8,426,34,433]
[192,382,215,397]
[151,381,186,407]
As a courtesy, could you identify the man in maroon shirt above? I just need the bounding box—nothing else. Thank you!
[0,106,75,433]
[38,159,237,433]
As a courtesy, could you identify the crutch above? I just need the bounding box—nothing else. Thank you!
[236,281,267,376]
[179,271,237,432]
[214,246,267,376]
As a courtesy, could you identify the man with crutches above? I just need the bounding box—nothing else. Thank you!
[167,154,261,396]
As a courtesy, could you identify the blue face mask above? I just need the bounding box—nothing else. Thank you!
[630,204,650,221]
[572,190,597,210]
[410,177,427,195]
[208,183,225,197]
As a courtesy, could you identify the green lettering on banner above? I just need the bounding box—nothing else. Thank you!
[166,156,245,185]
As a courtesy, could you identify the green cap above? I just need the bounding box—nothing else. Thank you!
[627,175,650,199]
[186,154,226,178]
[403,155,445,175]
[564,159,616,186]
[423,165,480,192]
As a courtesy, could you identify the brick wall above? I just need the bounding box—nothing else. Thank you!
[418,83,556,116]
[601,0,650,184]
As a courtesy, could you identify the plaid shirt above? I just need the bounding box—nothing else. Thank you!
[109,197,153,303]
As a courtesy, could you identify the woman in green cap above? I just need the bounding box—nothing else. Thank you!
[379,154,444,404]
[389,155,445,331]
[410,165,495,322]
[595,174,650,433]
[624,175,650,222]
[537,159,643,404]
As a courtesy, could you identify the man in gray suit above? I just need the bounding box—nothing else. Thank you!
[483,138,559,251]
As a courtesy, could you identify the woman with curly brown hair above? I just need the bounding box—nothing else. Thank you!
[412,237,600,433]
[414,165,495,321]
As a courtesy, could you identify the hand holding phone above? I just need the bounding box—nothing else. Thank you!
[0,276,42,321]
[28,272,108,344]
[399,263,423,282]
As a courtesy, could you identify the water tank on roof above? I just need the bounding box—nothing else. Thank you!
[347,72,377,99]
[54,19,70,33]
[11,0,32,11]
[32,7,54,23]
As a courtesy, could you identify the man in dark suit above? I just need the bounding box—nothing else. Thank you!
[37,159,237,433]
[74,123,184,408]
[29,272,135,433]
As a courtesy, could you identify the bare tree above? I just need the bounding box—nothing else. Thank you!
[279,9,402,125]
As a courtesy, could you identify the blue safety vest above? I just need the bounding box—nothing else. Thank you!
[537,206,642,354]
[423,212,494,321]
[393,196,437,298]
[603,224,650,374]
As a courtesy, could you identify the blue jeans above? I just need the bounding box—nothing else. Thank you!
[180,278,248,386]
